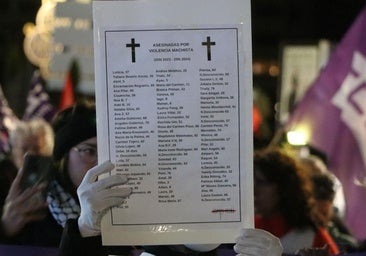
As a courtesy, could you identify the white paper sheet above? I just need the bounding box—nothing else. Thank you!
[93,0,253,246]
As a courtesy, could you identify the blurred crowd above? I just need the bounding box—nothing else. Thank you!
[0,98,364,256]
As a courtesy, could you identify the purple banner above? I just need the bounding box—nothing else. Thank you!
[22,70,56,123]
[286,5,366,239]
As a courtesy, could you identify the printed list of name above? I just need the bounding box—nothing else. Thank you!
[112,68,238,202]
[106,29,240,223]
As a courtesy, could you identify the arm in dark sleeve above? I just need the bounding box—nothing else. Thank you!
[59,218,134,256]
[58,218,105,256]
[0,219,16,244]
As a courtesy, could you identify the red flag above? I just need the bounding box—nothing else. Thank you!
[253,104,262,136]
[58,72,75,111]
[285,5,366,239]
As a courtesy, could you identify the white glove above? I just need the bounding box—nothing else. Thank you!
[77,160,131,237]
[233,228,283,256]
[140,253,156,256]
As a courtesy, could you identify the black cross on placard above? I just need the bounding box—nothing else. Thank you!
[126,38,140,63]
[202,36,216,61]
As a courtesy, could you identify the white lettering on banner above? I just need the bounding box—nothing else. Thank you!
[332,51,366,169]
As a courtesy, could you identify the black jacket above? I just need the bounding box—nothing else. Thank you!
[0,211,63,247]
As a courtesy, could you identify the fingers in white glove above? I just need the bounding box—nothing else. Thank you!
[99,186,132,199]
[93,174,128,191]
[79,165,132,212]
[93,187,132,211]
[78,160,132,237]
[83,160,115,183]
[140,253,156,256]
[233,228,283,256]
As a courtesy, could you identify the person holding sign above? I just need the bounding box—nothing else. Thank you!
[53,102,283,256]
[60,163,284,256]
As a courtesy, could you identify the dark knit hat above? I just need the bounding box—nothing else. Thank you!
[52,100,96,161]
[312,173,335,201]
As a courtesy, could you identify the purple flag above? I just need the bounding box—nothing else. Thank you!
[22,70,56,122]
[0,85,19,154]
[286,5,366,239]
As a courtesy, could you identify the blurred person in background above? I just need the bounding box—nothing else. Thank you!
[0,101,129,248]
[0,118,54,243]
[299,154,359,252]
[9,118,54,169]
[0,118,54,191]
[0,101,288,256]
[310,172,359,252]
[253,147,339,254]
[299,154,345,218]
[299,155,359,251]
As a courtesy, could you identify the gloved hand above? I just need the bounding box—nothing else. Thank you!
[233,228,283,256]
[77,160,132,237]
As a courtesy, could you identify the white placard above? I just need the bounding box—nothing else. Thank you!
[93,0,253,246]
